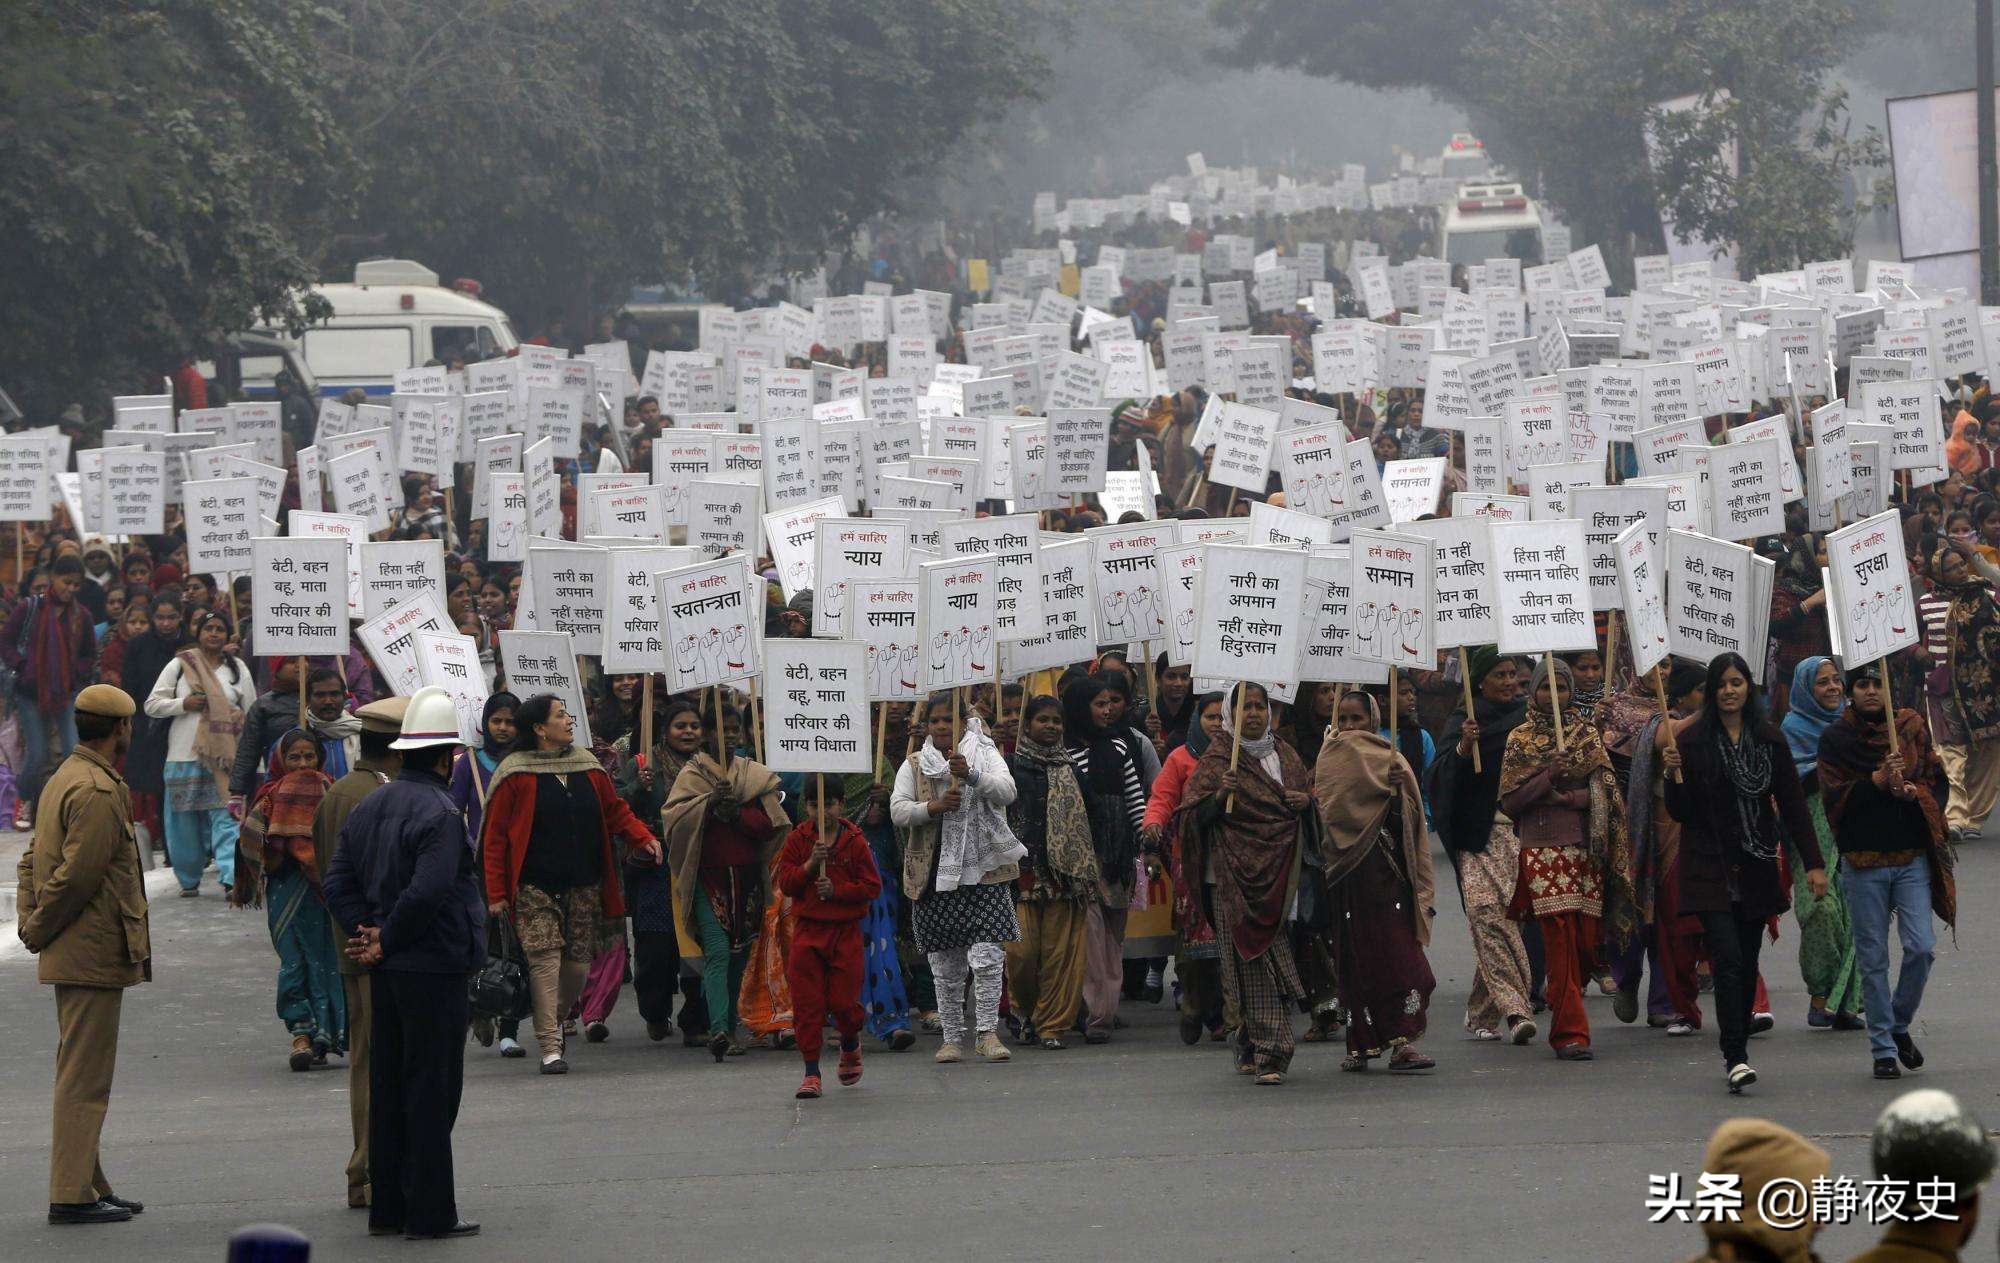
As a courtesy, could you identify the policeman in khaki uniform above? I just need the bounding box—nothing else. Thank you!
[13,685,150,1226]
[311,694,406,1210]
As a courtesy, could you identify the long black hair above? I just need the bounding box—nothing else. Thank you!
[512,692,564,754]
[1700,651,1777,740]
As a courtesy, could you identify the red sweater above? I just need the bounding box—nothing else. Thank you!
[481,765,656,916]
[774,818,881,923]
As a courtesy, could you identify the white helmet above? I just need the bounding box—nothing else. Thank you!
[391,686,464,751]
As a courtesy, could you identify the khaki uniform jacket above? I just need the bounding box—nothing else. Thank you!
[313,754,397,978]
[13,745,150,988]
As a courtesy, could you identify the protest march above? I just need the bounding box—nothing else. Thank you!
[6,117,2000,1258]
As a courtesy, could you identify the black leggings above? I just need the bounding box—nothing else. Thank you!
[1699,909,1765,1067]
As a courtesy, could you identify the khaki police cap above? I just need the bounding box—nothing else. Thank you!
[75,684,136,718]
[356,697,411,735]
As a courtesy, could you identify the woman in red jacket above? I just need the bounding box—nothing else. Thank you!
[774,773,882,1099]
[480,694,661,1074]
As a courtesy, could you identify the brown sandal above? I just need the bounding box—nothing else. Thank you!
[1254,1070,1285,1086]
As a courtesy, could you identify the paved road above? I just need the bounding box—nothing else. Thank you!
[3,827,1996,1263]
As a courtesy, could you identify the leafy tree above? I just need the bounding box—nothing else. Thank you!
[0,1,353,421]
[1215,0,1886,282]
[317,0,1050,324]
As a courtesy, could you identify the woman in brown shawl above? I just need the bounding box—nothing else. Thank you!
[1926,539,2000,836]
[1497,657,1637,1060]
[1315,691,1436,1073]
[1812,663,1954,1079]
[1176,682,1312,1085]
[1596,660,1706,1035]
[659,696,790,1061]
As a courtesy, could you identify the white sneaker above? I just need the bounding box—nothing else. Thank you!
[1727,1063,1757,1093]
[1665,1021,1696,1037]
[498,1037,524,1058]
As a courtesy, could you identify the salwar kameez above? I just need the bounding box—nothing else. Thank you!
[1793,792,1864,1018]
[266,863,348,1052]
[858,819,914,1041]
[163,759,238,890]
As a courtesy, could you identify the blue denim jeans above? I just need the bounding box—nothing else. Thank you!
[1841,857,1935,1061]
[15,697,77,809]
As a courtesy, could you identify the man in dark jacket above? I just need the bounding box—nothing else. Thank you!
[323,687,480,1241]
[229,666,355,814]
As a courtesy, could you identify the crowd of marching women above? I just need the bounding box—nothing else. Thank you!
[8,170,1997,1243]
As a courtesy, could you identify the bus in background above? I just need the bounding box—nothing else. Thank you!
[256,259,520,396]
[1438,181,1546,266]
[1439,133,1491,182]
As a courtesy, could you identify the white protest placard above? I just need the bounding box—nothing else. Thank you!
[1503,396,1568,483]
[936,514,1045,641]
[1666,531,1758,670]
[1048,408,1110,498]
[686,479,762,559]
[527,545,610,649]
[1087,520,1175,645]
[1192,545,1307,688]
[101,449,165,536]
[359,539,445,623]
[813,519,911,639]
[761,417,820,510]
[1528,460,1601,521]
[1824,510,1919,669]
[602,545,693,674]
[1857,380,1944,472]
[764,495,844,599]
[359,593,452,698]
[1154,543,1205,669]
[250,536,349,659]
[590,483,670,541]
[1381,457,1446,523]
[1249,499,1336,551]
[1274,421,1350,519]
[471,433,522,520]
[487,473,527,564]
[1207,402,1279,494]
[1298,553,1386,688]
[113,393,173,435]
[658,553,761,692]
[1327,438,1390,540]
[525,386,584,458]
[1348,529,1437,668]
[1727,415,1804,504]
[289,510,366,615]
[919,555,1001,690]
[1711,437,1786,541]
[1571,484,1667,613]
[764,640,872,774]
[1613,523,1671,679]
[0,436,51,522]
[296,445,324,515]
[998,533,1097,678]
[1491,519,1597,655]
[850,579,923,700]
[414,632,488,746]
[326,447,392,533]
[223,456,286,527]
[184,477,257,578]
[496,630,592,748]
[1403,517,1496,649]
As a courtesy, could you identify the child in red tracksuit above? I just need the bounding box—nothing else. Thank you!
[775,776,883,1099]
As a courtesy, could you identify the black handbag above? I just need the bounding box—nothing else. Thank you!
[468,912,532,1022]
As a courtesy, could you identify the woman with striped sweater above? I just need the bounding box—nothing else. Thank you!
[1063,676,1151,1044]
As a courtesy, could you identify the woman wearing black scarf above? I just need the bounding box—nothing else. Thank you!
[1422,647,1538,1045]
[121,590,188,854]
[1063,676,1149,1044]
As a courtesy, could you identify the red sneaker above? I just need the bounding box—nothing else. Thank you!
[837,1046,863,1086]
[795,1073,822,1099]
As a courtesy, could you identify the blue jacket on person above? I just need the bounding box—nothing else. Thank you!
[324,766,485,974]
